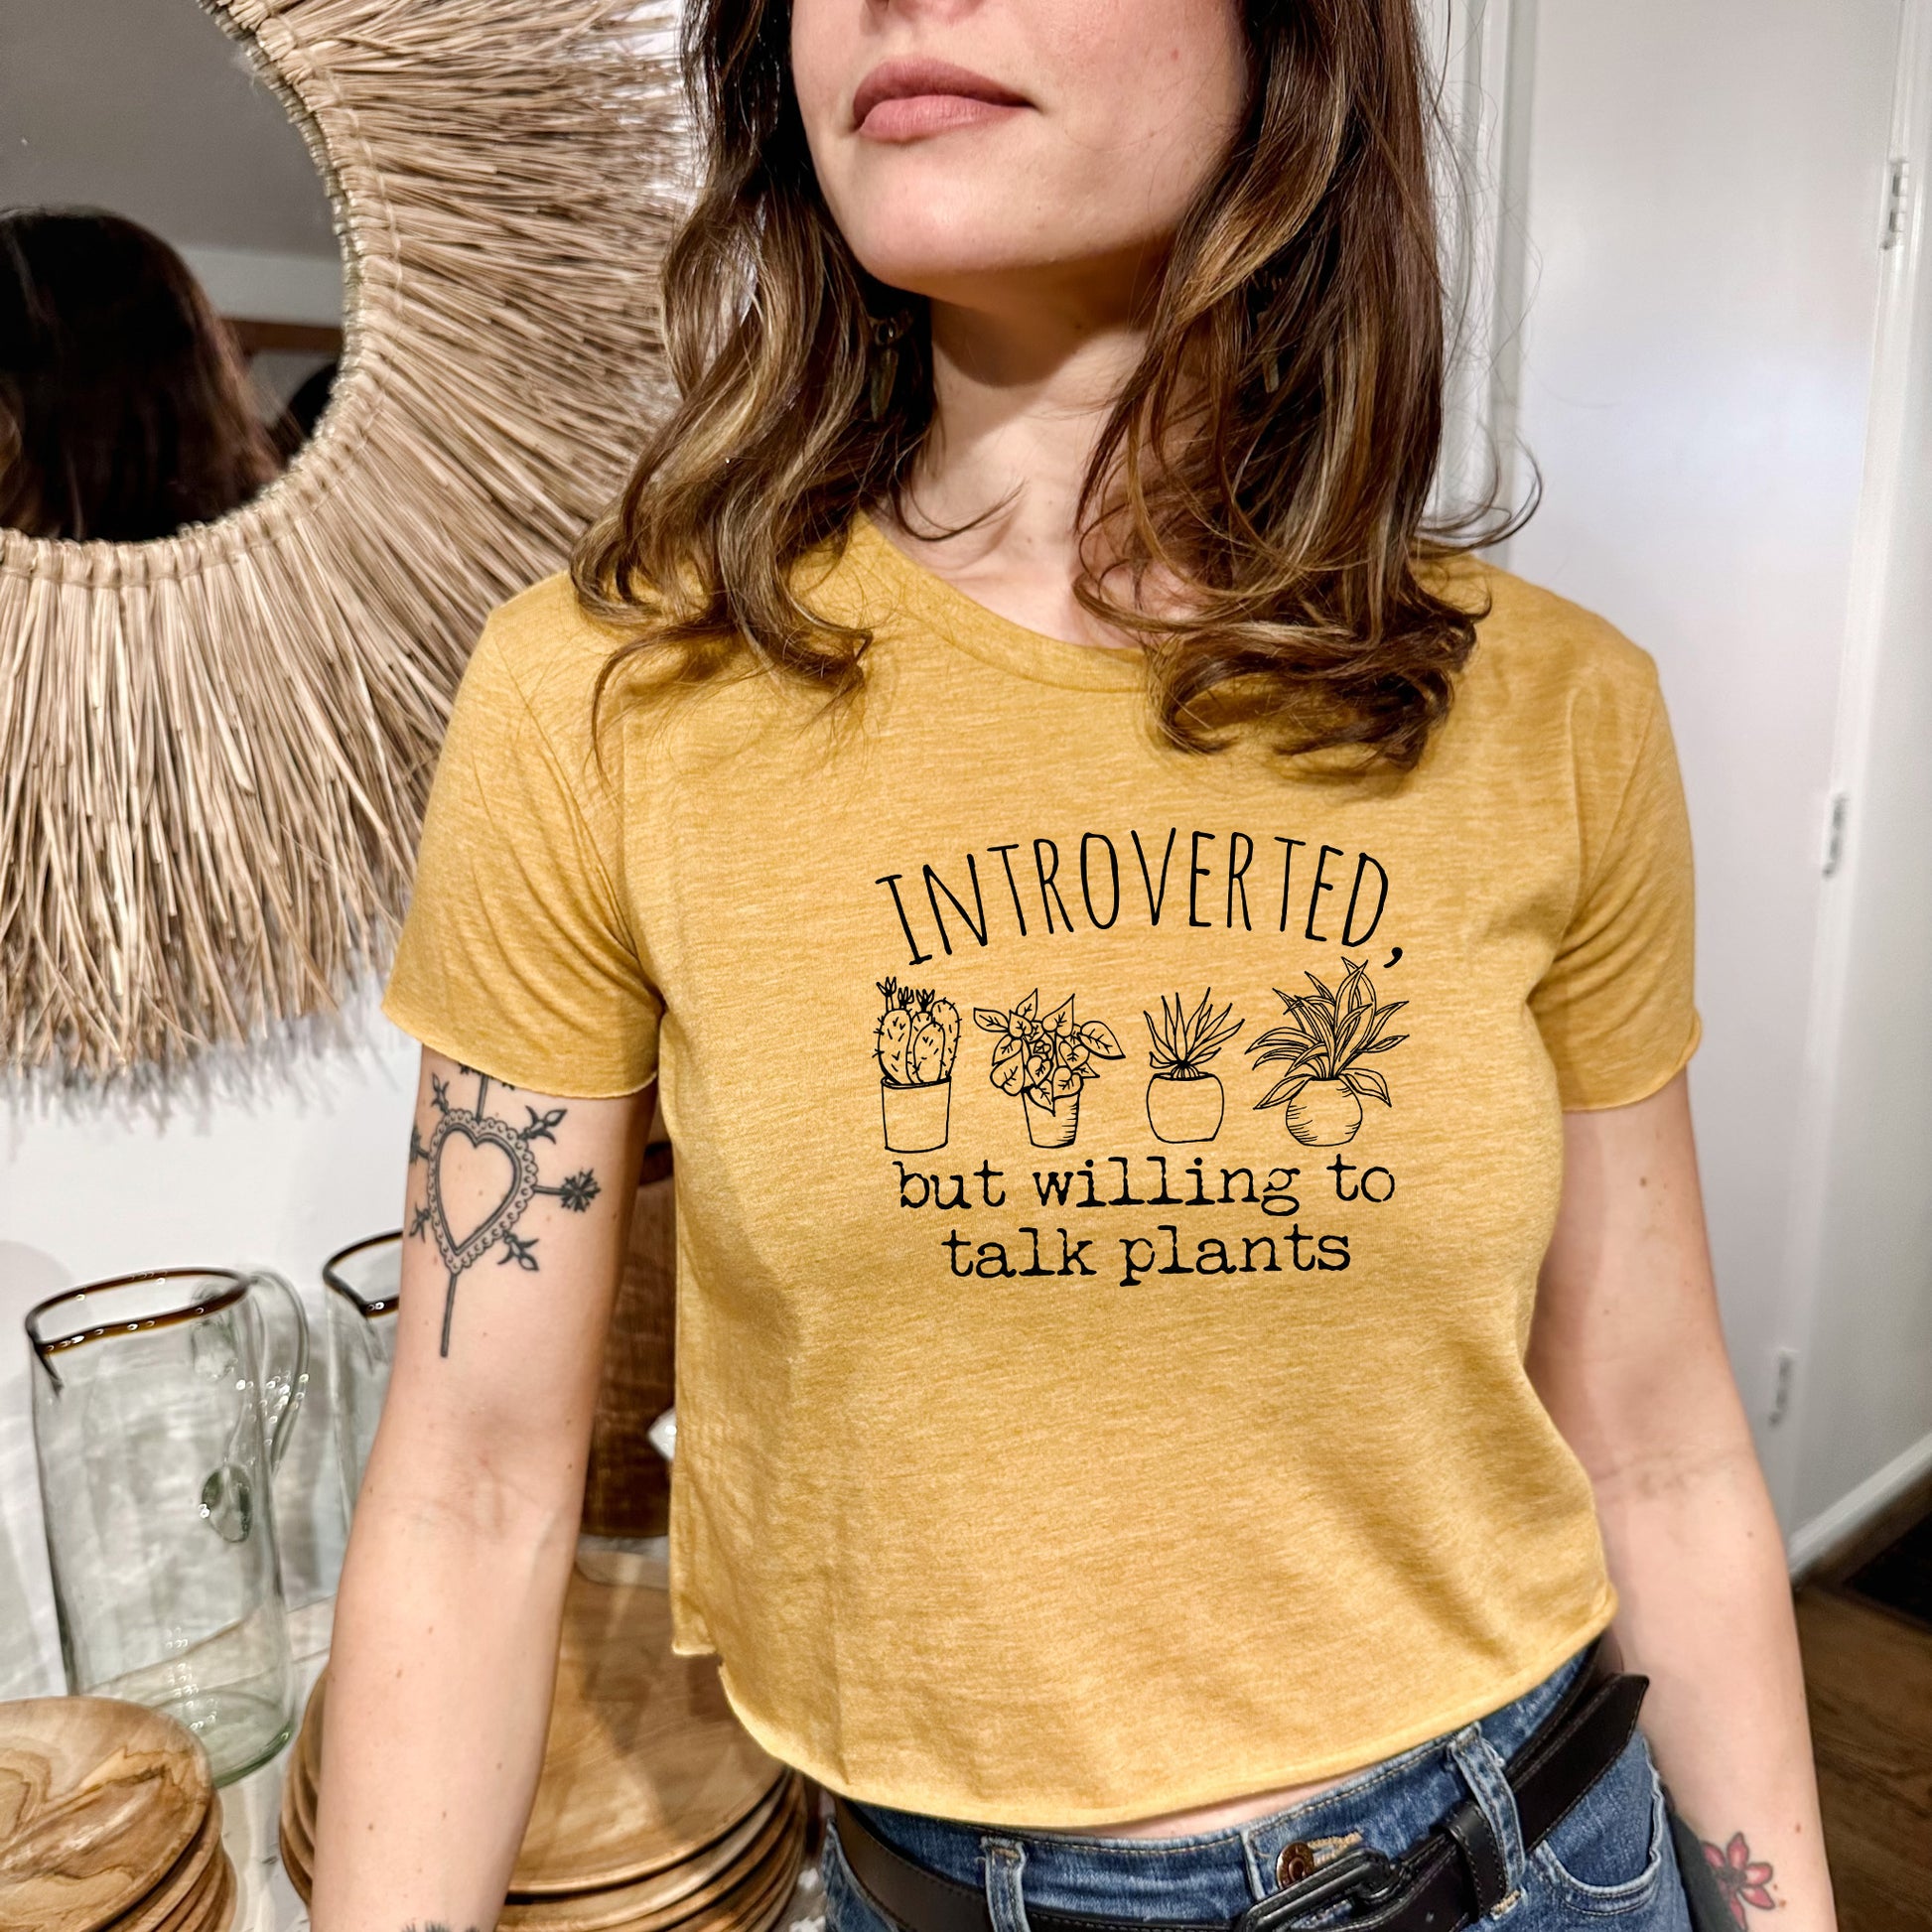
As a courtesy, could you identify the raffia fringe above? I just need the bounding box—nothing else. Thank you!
[0,0,684,1078]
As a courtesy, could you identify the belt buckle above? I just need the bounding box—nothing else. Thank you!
[1235,1845,1402,1932]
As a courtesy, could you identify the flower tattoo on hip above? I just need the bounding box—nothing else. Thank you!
[1703,1833,1777,1924]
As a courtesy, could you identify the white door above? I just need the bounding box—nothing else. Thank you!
[1782,0,1932,1562]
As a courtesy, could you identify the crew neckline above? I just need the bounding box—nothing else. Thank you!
[850,510,1145,694]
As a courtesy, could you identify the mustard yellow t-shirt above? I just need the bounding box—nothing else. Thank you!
[383,515,1700,1828]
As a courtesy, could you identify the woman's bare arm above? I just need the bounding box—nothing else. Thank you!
[310,1049,650,1932]
[1529,1071,1835,1928]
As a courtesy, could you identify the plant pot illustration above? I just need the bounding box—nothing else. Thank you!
[1248,957,1408,1145]
[1146,1071,1225,1144]
[882,1078,951,1153]
[1282,1078,1361,1147]
[1023,1087,1081,1149]
[875,977,960,1149]
[1141,990,1244,1144]
[976,990,1124,1150]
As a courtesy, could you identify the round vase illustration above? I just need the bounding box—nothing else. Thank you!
[1282,1077,1360,1146]
[1247,957,1408,1148]
[882,1077,952,1153]
[1141,990,1244,1144]
[874,977,960,1150]
[975,990,1123,1150]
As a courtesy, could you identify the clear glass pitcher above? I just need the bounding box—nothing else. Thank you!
[26,1267,310,1783]
[323,1231,400,1525]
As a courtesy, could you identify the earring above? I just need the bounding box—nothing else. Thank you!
[868,310,910,420]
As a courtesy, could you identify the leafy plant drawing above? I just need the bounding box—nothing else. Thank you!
[973,990,1123,1149]
[1142,989,1244,1144]
[1246,956,1408,1147]
[876,977,960,1152]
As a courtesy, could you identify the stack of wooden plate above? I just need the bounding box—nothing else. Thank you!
[280,1572,807,1932]
[582,1143,677,1546]
[0,1696,233,1932]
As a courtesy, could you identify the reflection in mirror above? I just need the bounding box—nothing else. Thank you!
[0,0,345,542]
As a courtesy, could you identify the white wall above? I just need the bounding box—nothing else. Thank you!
[1500,0,1905,1529]
[1,0,337,257]
[0,989,417,1699]
[0,0,343,328]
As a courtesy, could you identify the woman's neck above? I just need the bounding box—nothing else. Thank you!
[875,284,1152,647]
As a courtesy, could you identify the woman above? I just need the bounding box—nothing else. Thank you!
[0,208,281,541]
[317,3,1835,1930]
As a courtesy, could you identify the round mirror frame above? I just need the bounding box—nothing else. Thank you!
[0,0,682,1076]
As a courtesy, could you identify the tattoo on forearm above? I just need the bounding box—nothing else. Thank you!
[407,1065,601,1356]
[1702,1833,1777,1923]
[401,1922,482,1931]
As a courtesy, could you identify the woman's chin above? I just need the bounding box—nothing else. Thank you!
[849,225,1151,314]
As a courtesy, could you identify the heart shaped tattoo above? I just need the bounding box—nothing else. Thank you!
[407,1067,604,1356]
[428,1110,539,1275]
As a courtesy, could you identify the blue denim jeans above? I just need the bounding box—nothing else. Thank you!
[822,1645,1692,1932]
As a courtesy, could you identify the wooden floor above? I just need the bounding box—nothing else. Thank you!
[1797,1475,1932,1930]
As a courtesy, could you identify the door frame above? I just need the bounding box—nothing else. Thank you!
[1425,0,1539,549]
[1772,0,1932,1563]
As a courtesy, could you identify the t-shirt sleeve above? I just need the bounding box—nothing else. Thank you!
[1530,666,1701,1110]
[382,604,660,1098]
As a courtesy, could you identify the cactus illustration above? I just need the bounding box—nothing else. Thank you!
[876,980,959,1151]
[877,1005,914,1083]
[910,999,959,1082]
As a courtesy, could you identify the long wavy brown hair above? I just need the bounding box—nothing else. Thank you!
[0,209,282,543]
[575,0,1508,768]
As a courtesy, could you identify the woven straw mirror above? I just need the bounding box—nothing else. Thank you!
[0,0,682,1077]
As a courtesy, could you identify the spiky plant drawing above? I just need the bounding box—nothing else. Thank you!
[1246,956,1408,1147]
[1141,990,1244,1143]
[876,977,961,1152]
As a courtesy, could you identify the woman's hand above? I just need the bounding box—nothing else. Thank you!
[1530,1070,1836,1929]
[309,1049,651,1932]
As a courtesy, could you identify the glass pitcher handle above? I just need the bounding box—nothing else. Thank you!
[245,1268,312,1474]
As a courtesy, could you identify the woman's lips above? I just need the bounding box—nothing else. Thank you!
[859,93,1026,140]
[852,59,1031,141]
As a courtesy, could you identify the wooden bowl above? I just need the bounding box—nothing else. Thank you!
[278,1785,313,1896]
[582,1161,677,1542]
[295,1673,323,1795]
[294,1573,784,1897]
[519,1574,783,1894]
[281,1779,803,1932]
[687,1822,805,1932]
[183,1849,233,1932]
[501,1775,803,1932]
[0,1697,213,1932]
[99,1798,222,1932]
[134,1845,229,1932]
[275,1815,309,1901]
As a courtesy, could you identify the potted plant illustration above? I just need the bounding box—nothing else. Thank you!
[876,978,960,1152]
[973,990,1123,1149]
[1142,990,1244,1144]
[1247,956,1408,1147]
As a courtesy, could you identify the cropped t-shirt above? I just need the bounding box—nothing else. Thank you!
[383,515,1701,1828]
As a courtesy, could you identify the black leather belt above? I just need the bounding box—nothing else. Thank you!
[832,1635,1646,1932]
